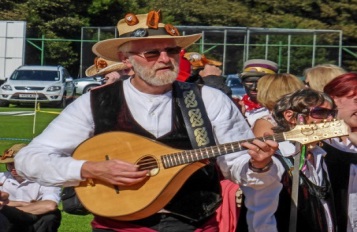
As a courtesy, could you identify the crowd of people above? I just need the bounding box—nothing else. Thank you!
[0,9,356,232]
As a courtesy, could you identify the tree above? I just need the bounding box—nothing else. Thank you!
[2,0,357,72]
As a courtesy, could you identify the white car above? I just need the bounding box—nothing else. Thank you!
[0,65,75,108]
[73,77,102,95]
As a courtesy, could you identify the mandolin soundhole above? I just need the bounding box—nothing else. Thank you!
[137,155,159,176]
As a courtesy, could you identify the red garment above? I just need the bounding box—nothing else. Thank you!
[215,179,240,232]
[177,49,192,82]
[241,94,262,111]
[92,217,156,232]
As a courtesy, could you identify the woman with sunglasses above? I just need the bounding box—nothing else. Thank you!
[322,72,357,232]
[273,88,337,232]
[237,88,338,232]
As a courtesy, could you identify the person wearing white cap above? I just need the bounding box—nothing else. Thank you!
[14,10,279,232]
[239,59,279,127]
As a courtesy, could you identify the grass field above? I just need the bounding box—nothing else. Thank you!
[0,105,93,231]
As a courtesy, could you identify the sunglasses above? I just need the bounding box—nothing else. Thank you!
[128,46,182,59]
[309,107,337,119]
[242,81,258,90]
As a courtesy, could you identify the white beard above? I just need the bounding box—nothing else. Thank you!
[129,56,179,86]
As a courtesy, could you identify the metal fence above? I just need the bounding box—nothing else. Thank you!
[80,26,343,77]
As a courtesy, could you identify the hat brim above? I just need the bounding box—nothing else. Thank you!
[206,59,222,67]
[0,158,14,164]
[240,71,267,79]
[85,62,128,77]
[92,34,202,62]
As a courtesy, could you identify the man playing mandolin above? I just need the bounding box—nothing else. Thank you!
[14,10,279,231]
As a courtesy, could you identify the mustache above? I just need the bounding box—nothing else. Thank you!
[154,64,174,70]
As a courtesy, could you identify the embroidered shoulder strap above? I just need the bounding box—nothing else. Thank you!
[173,81,216,149]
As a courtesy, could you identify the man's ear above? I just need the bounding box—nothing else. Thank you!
[283,110,296,124]
[117,52,133,68]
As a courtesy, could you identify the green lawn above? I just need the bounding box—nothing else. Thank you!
[0,105,93,231]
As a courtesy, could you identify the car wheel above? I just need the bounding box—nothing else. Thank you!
[83,84,100,94]
[57,94,67,108]
[67,94,75,105]
[0,100,9,107]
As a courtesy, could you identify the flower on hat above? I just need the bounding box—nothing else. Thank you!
[85,57,128,77]
[0,143,27,164]
[184,52,222,70]
[92,10,202,62]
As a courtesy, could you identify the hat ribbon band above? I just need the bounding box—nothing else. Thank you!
[243,67,276,74]
[120,27,172,38]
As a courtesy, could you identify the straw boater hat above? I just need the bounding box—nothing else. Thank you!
[92,10,202,61]
[0,143,27,164]
[85,57,128,77]
[240,59,278,80]
[183,52,222,70]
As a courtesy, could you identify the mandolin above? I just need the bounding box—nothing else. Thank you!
[73,120,349,221]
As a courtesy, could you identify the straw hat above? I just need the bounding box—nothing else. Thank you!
[92,10,202,61]
[0,143,27,164]
[184,52,222,70]
[85,57,128,77]
[240,59,278,80]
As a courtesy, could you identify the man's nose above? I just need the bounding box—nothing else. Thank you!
[157,51,171,63]
[250,82,258,90]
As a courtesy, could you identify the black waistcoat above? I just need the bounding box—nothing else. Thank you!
[322,141,357,232]
[90,81,222,223]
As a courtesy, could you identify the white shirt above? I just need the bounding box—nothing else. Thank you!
[15,79,254,186]
[14,78,279,231]
[0,171,61,203]
[245,107,270,127]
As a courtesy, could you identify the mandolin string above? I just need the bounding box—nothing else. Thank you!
[135,125,342,170]
[136,134,286,170]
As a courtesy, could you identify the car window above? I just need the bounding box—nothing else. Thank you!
[62,69,71,82]
[10,70,60,81]
[227,78,243,88]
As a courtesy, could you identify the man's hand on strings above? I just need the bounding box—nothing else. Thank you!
[81,160,149,186]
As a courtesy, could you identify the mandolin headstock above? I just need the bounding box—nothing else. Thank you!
[283,120,350,145]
